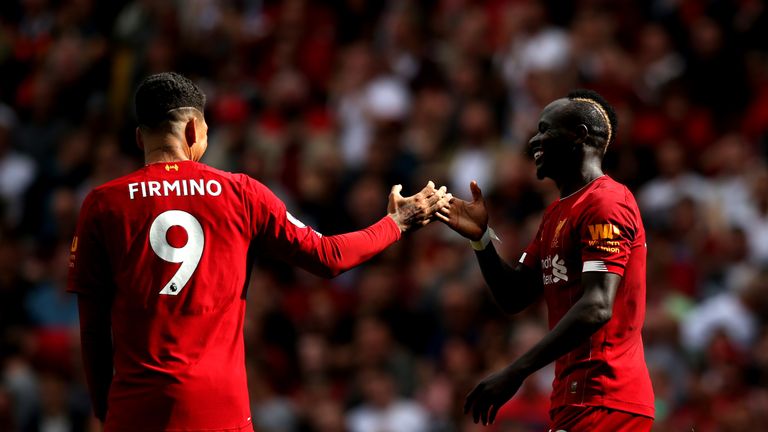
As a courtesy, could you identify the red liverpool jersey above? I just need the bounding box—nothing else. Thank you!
[67,161,401,432]
[520,175,654,419]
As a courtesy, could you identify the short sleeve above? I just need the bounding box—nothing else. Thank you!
[67,191,112,296]
[579,195,637,276]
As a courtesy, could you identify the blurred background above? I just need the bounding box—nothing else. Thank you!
[2,0,768,431]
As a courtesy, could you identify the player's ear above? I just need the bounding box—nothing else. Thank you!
[197,117,209,142]
[184,118,197,148]
[575,124,589,143]
[135,127,144,150]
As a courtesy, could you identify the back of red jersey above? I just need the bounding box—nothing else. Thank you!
[70,161,256,431]
[69,160,402,431]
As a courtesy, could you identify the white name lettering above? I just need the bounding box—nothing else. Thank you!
[128,183,139,199]
[206,180,221,196]
[148,181,161,196]
[190,179,204,196]
[128,179,223,199]
[163,180,180,195]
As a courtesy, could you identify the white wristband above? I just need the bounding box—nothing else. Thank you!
[470,227,500,251]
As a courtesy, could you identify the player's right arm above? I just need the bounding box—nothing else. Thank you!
[66,192,113,422]
[437,181,542,314]
[474,246,542,314]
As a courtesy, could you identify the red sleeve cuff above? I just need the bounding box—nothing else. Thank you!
[380,215,402,241]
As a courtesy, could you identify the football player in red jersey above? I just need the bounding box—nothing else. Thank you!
[67,72,451,432]
[438,90,654,431]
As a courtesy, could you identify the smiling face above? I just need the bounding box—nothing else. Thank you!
[528,98,579,180]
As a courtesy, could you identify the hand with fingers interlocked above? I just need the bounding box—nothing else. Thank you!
[388,181,452,233]
[464,365,525,426]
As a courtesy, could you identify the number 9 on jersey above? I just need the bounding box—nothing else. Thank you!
[149,210,204,295]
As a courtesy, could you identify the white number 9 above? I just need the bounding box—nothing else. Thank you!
[149,210,204,295]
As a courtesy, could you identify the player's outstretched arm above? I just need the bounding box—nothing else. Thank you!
[463,271,620,425]
[252,180,451,278]
[436,181,542,314]
[77,294,113,422]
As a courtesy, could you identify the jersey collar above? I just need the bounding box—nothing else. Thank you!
[559,174,606,201]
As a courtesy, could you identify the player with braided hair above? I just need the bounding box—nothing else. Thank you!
[438,89,654,431]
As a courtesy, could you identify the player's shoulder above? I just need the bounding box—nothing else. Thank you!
[578,176,642,225]
[585,176,636,206]
[592,175,629,194]
[541,199,560,219]
[192,162,238,179]
[195,164,280,208]
[86,167,148,204]
[91,167,143,192]
[194,163,266,189]
[73,169,142,218]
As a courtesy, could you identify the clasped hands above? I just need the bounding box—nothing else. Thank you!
[386,181,452,233]
[388,180,488,239]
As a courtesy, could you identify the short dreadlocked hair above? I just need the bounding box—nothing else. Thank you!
[135,72,206,129]
[567,89,618,153]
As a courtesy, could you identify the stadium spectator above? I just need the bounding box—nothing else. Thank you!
[346,366,429,432]
[2,1,768,430]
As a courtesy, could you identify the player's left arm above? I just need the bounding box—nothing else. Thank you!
[464,193,636,425]
[247,178,450,278]
[499,272,620,382]
[464,272,620,425]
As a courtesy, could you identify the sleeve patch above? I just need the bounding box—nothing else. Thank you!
[587,223,620,240]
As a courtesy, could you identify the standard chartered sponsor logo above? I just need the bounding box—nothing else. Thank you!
[541,254,568,285]
[552,255,568,282]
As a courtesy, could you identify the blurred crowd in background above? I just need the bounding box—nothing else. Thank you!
[2,0,768,431]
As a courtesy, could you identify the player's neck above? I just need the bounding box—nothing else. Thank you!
[556,163,604,198]
[144,142,192,165]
